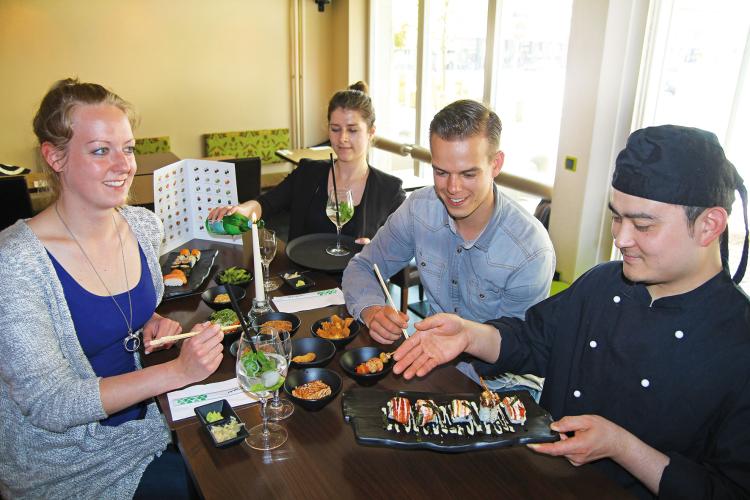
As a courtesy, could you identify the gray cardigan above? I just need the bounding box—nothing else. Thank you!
[0,206,171,499]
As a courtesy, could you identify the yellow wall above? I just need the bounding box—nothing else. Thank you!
[0,0,297,170]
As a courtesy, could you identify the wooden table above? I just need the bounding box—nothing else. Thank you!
[146,239,630,499]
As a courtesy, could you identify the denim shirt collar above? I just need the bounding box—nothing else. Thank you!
[443,184,502,252]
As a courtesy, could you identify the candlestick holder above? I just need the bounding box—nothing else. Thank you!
[248,297,273,323]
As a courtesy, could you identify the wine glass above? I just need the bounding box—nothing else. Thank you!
[260,228,281,291]
[265,328,294,421]
[325,189,354,256]
[236,328,288,450]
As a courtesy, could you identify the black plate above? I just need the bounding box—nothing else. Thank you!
[342,388,558,453]
[310,315,360,350]
[250,312,301,336]
[194,399,248,448]
[161,248,218,300]
[284,368,342,411]
[290,337,336,368]
[280,271,315,292]
[339,347,393,385]
[201,284,247,311]
[285,233,364,272]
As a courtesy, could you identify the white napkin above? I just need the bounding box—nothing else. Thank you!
[272,288,346,313]
[166,378,257,421]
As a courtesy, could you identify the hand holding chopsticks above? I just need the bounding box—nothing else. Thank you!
[373,264,410,339]
[148,324,240,347]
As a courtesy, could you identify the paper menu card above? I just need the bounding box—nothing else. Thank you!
[153,159,241,254]
[272,288,346,313]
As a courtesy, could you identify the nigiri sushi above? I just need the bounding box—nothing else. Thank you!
[478,390,501,423]
[501,395,527,425]
[387,397,412,425]
[163,269,187,286]
[450,399,472,424]
[414,399,438,426]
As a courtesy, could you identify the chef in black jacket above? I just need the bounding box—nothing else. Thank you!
[392,125,750,499]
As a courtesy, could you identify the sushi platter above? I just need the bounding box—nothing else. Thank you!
[342,388,558,452]
[160,248,218,300]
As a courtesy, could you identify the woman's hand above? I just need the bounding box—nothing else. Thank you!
[143,313,181,354]
[174,322,224,385]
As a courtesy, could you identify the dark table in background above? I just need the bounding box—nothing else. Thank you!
[145,239,630,499]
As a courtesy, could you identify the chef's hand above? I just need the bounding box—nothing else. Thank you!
[143,313,181,354]
[392,313,470,379]
[174,322,224,385]
[362,305,408,344]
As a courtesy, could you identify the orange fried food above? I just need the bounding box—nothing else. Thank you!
[261,320,293,332]
[292,352,316,363]
[291,380,331,400]
[316,314,354,339]
[355,357,384,375]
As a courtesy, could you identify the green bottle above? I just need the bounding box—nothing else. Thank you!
[205,213,251,235]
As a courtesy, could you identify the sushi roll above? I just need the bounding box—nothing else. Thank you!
[501,395,527,425]
[189,249,201,266]
[414,399,438,427]
[450,399,472,424]
[478,390,501,423]
[163,269,187,286]
[387,397,412,425]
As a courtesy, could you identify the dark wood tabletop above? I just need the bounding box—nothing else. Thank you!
[145,238,631,500]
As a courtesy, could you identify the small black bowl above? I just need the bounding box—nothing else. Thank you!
[291,337,336,368]
[215,266,253,288]
[284,368,342,411]
[281,271,315,292]
[194,399,248,448]
[250,312,301,336]
[310,315,361,350]
[339,346,394,385]
[201,285,246,311]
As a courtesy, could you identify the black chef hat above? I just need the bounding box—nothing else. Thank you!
[612,125,748,284]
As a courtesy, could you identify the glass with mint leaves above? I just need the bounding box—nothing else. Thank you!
[236,328,289,450]
[325,188,354,256]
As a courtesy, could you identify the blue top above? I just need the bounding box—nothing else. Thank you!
[48,244,156,426]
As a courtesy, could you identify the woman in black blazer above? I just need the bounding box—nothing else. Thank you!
[208,81,406,244]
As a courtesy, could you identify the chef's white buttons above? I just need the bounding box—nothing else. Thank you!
[641,379,650,388]
[573,390,581,398]
[589,340,597,348]
[675,330,684,339]
[613,295,621,303]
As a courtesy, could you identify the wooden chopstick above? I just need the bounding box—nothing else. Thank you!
[148,324,241,347]
[373,263,410,339]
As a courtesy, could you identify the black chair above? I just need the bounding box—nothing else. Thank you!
[220,157,261,203]
[0,175,33,231]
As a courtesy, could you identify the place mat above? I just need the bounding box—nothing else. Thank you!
[342,388,558,453]
[167,378,257,421]
[286,233,363,272]
[272,288,345,313]
[161,248,218,300]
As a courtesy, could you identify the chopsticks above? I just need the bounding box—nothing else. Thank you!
[148,324,241,347]
[373,263,410,339]
[226,283,258,354]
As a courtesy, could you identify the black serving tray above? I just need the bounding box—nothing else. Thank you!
[161,248,218,300]
[285,233,363,272]
[342,388,558,453]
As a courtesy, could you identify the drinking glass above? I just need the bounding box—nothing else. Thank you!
[236,328,288,450]
[265,328,294,421]
[260,228,281,291]
[325,189,354,256]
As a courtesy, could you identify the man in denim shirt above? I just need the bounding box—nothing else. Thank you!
[343,99,555,394]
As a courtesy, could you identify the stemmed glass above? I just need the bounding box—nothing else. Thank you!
[265,328,294,421]
[325,189,354,256]
[260,228,281,291]
[236,328,288,450]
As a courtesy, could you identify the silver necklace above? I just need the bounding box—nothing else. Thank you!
[55,203,139,352]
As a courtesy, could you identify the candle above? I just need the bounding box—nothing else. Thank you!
[251,213,265,301]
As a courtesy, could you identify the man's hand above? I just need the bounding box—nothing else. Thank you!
[392,313,469,379]
[175,322,224,385]
[143,313,181,354]
[362,305,408,344]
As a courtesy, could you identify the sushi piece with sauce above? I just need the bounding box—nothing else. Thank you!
[387,397,412,425]
[501,395,527,425]
[414,399,438,427]
[163,269,188,287]
[478,390,501,423]
[450,399,472,424]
